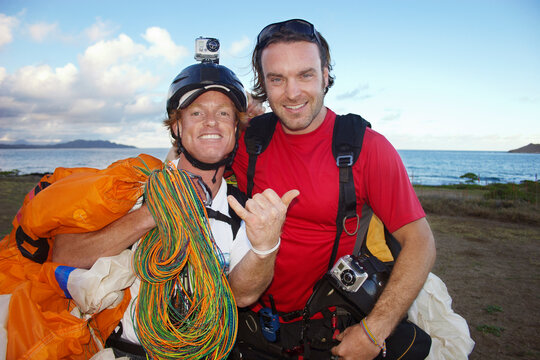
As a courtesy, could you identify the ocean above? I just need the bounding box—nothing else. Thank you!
[0,148,538,186]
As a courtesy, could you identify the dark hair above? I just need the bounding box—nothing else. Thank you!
[251,25,335,102]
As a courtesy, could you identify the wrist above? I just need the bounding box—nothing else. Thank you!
[248,237,280,258]
[360,318,387,358]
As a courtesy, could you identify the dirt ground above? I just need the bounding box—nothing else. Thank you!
[429,214,540,359]
[1,175,539,359]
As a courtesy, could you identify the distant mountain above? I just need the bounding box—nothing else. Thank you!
[508,143,540,154]
[0,139,136,149]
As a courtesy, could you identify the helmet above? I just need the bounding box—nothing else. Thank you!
[166,63,247,114]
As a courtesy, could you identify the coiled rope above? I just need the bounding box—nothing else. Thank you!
[133,166,237,360]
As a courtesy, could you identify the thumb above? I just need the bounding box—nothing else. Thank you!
[281,189,300,207]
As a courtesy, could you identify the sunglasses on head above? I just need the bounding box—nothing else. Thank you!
[256,19,322,50]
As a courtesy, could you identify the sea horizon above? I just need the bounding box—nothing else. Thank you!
[0,147,538,186]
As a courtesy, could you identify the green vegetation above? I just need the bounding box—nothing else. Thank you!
[460,172,480,183]
[415,181,540,225]
[0,169,20,176]
[484,305,503,314]
[476,324,505,337]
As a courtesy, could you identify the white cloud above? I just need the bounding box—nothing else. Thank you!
[229,36,251,56]
[114,121,171,148]
[84,18,118,42]
[380,109,401,122]
[69,98,106,115]
[94,125,123,135]
[96,64,158,96]
[125,95,163,115]
[28,22,58,42]
[142,27,188,64]
[79,34,145,70]
[0,28,186,145]
[0,13,19,47]
[9,63,78,99]
[0,67,6,84]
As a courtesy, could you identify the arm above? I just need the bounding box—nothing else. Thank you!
[52,204,156,269]
[227,246,277,308]
[227,189,299,307]
[332,217,436,359]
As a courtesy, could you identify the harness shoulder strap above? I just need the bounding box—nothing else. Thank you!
[328,113,371,269]
[244,112,279,197]
[205,183,248,239]
[226,183,248,239]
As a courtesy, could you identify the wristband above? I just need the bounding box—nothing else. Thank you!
[360,318,387,358]
[248,238,281,256]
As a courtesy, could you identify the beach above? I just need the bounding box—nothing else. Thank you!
[1,175,539,359]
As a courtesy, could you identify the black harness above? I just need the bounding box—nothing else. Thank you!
[244,112,400,269]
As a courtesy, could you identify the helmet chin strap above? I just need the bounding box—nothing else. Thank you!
[179,146,227,184]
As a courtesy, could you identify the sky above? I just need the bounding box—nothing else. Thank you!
[0,0,538,151]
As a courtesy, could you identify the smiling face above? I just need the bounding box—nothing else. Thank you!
[261,41,329,134]
[175,90,237,165]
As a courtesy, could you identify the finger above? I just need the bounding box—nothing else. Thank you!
[257,188,283,205]
[227,195,249,220]
[330,344,340,356]
[281,189,300,207]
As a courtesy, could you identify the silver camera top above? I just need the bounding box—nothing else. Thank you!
[330,255,369,293]
[194,37,220,64]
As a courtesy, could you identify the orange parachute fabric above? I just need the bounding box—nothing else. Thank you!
[0,154,162,359]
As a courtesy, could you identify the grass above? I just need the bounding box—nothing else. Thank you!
[0,174,44,237]
[0,169,21,176]
[484,305,503,314]
[476,324,505,337]
[414,181,540,226]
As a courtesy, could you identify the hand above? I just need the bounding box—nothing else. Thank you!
[227,189,299,257]
[331,322,383,360]
[247,92,266,119]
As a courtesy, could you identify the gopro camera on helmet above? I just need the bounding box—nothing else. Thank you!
[194,37,220,64]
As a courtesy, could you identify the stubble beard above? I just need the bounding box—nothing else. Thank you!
[270,81,327,134]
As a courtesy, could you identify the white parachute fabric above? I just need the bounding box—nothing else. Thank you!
[408,273,475,360]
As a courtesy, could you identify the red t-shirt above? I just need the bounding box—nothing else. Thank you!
[232,108,425,314]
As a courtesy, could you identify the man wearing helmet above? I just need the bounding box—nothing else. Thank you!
[52,61,298,358]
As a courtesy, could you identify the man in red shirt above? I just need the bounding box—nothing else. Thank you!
[231,19,436,360]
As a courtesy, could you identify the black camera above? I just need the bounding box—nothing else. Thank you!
[194,37,220,64]
[304,254,390,321]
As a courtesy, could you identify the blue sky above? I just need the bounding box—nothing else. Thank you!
[0,0,538,151]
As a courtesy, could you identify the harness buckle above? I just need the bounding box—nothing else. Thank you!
[336,153,354,167]
[254,143,263,155]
